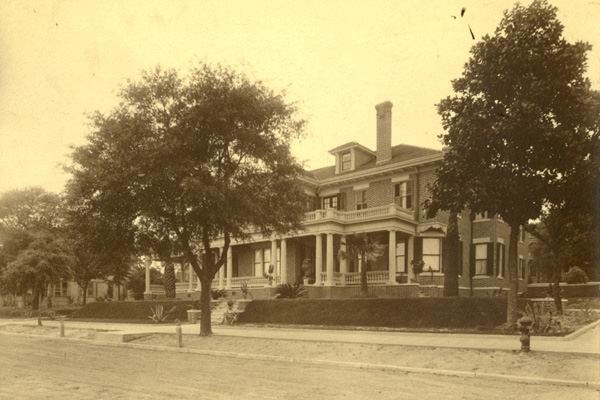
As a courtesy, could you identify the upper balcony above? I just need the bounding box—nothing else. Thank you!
[303,203,415,225]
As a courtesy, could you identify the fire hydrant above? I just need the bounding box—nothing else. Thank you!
[517,316,533,352]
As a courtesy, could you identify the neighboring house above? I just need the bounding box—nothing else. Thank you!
[144,101,534,299]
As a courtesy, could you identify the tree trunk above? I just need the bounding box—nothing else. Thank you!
[31,285,40,311]
[444,211,460,296]
[552,258,563,315]
[360,258,368,296]
[199,277,212,336]
[163,260,176,299]
[506,224,520,327]
[82,282,88,306]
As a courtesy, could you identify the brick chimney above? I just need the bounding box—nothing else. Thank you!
[375,101,393,164]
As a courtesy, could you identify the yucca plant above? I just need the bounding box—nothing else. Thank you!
[148,304,177,323]
[275,283,306,299]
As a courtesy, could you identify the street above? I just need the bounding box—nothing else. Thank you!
[0,334,597,400]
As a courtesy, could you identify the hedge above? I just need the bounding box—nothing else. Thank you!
[525,282,600,299]
[237,297,507,328]
[72,300,197,322]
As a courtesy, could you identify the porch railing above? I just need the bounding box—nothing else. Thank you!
[319,270,390,286]
[304,203,413,224]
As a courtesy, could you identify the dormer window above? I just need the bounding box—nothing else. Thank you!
[341,152,351,172]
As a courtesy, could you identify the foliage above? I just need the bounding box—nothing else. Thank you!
[66,64,307,335]
[128,264,164,300]
[263,264,275,285]
[148,304,177,323]
[565,266,588,284]
[73,300,193,321]
[210,288,226,300]
[275,283,306,299]
[339,233,385,296]
[240,281,250,298]
[427,1,599,325]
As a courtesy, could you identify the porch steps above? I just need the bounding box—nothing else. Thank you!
[210,299,252,325]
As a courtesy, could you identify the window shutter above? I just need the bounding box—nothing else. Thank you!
[315,196,321,210]
[469,243,475,277]
[459,240,464,275]
[441,238,447,273]
[486,242,494,276]
[339,193,346,210]
[414,237,423,262]
[495,243,501,276]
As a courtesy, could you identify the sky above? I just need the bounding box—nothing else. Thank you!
[1,0,599,194]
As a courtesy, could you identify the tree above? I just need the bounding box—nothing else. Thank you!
[67,65,307,335]
[340,233,385,296]
[63,190,136,304]
[430,0,599,326]
[2,232,73,309]
[0,188,68,309]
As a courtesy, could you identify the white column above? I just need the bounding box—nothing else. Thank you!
[218,248,225,289]
[326,233,334,286]
[226,247,233,289]
[388,230,397,284]
[315,234,323,285]
[144,257,152,295]
[407,236,415,284]
[339,235,347,286]
[270,239,277,277]
[280,238,288,284]
[196,277,201,291]
[187,264,194,292]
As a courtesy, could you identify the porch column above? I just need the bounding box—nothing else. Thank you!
[144,257,152,297]
[218,248,225,289]
[388,230,397,284]
[270,239,277,277]
[187,264,194,292]
[196,277,201,291]
[315,234,323,285]
[339,235,347,286]
[326,233,334,286]
[280,238,288,284]
[226,246,233,289]
[407,236,414,284]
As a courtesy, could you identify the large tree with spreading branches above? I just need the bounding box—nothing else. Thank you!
[67,64,307,335]
[428,0,599,325]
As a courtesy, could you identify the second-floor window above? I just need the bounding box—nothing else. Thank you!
[394,181,412,209]
[341,152,351,171]
[323,195,339,210]
[355,190,367,210]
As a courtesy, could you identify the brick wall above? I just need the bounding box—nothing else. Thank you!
[367,178,393,207]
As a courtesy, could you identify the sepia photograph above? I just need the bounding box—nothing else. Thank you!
[0,1,598,399]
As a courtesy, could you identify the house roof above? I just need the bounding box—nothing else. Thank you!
[328,141,375,156]
[304,144,441,181]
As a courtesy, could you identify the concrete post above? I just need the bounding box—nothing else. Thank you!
[388,230,397,284]
[326,233,334,286]
[280,239,287,284]
[144,257,152,298]
[218,248,225,289]
[315,234,323,285]
[226,246,233,289]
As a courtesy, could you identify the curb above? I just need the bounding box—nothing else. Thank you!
[1,330,599,390]
[563,319,600,341]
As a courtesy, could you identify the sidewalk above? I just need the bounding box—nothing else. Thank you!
[1,318,598,355]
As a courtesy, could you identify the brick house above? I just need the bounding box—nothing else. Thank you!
[143,101,533,299]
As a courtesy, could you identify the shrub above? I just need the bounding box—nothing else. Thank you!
[565,266,589,284]
[275,283,306,299]
[211,289,226,300]
[148,304,177,323]
[238,297,506,328]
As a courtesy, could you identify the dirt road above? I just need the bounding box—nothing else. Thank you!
[0,334,597,400]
